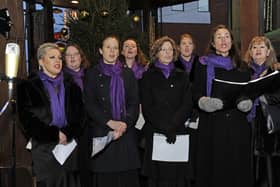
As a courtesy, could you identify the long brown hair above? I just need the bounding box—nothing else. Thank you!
[205,24,245,69]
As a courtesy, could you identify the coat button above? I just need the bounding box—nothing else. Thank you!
[102,97,105,101]
[170,84,174,88]
[226,113,230,117]
[100,84,104,87]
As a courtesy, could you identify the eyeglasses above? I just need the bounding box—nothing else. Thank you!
[159,48,173,53]
[65,52,80,58]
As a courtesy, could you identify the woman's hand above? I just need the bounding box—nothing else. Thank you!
[59,131,67,145]
[107,120,127,140]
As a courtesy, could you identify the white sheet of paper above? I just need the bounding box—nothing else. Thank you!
[91,131,114,157]
[152,133,189,162]
[25,139,32,150]
[52,139,77,165]
[135,112,145,130]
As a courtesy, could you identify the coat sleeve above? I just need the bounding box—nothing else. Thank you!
[122,70,139,128]
[170,74,193,131]
[17,80,59,143]
[60,81,85,140]
[83,68,112,131]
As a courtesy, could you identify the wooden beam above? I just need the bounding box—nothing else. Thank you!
[240,0,263,56]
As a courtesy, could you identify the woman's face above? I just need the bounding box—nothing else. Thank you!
[64,46,82,72]
[157,41,174,65]
[99,37,119,64]
[122,39,137,60]
[39,48,62,78]
[212,28,232,56]
[250,41,270,65]
[179,37,194,58]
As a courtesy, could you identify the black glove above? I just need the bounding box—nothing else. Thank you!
[166,132,176,144]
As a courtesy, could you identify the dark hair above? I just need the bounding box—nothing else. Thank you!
[205,24,245,69]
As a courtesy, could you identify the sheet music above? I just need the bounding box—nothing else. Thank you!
[91,131,114,157]
[52,139,77,165]
[135,112,145,130]
[152,133,189,162]
[214,70,279,85]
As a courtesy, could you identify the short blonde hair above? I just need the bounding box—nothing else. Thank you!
[150,36,178,62]
[37,43,60,61]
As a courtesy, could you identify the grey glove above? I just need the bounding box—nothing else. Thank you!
[198,97,223,112]
[259,95,268,104]
[237,99,253,112]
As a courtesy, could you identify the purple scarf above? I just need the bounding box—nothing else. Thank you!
[179,55,194,73]
[131,61,148,80]
[38,71,66,128]
[98,59,126,120]
[154,60,175,79]
[64,66,84,91]
[247,62,267,122]
[200,54,233,96]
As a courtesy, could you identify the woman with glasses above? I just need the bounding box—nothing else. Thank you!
[140,36,193,187]
[63,43,91,187]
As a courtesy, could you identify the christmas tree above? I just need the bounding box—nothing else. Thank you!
[67,0,148,64]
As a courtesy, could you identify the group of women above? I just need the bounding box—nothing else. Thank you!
[16,24,280,187]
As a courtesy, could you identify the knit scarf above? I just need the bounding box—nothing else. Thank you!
[64,66,84,91]
[97,58,126,120]
[199,54,233,96]
[179,55,194,73]
[131,61,148,80]
[38,71,66,128]
[154,60,175,79]
[247,62,267,122]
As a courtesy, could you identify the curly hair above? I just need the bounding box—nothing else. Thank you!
[150,36,179,62]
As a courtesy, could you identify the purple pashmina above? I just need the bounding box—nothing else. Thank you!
[64,66,85,91]
[131,61,148,80]
[154,60,175,79]
[199,54,233,96]
[179,55,194,73]
[98,58,126,120]
[38,71,66,128]
[247,62,267,122]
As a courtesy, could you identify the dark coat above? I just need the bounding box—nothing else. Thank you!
[174,54,199,82]
[139,64,193,180]
[192,59,253,187]
[17,72,85,143]
[84,65,140,172]
[17,72,85,183]
[253,68,280,154]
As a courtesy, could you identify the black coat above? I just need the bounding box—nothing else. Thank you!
[192,58,253,187]
[174,54,199,82]
[84,65,140,172]
[17,72,85,184]
[17,72,85,143]
[139,64,193,180]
